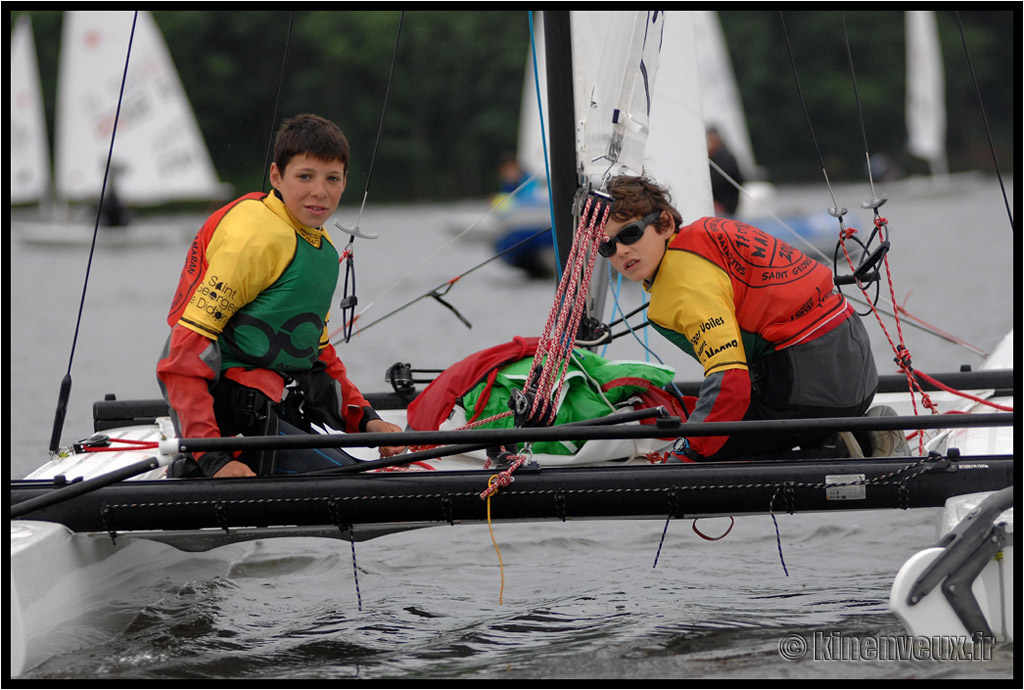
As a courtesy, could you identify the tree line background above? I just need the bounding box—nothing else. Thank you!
[12,10,1016,206]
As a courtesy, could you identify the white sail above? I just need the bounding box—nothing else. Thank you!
[690,11,757,181]
[10,15,51,206]
[645,11,715,221]
[55,11,224,205]
[905,10,948,176]
[518,15,548,184]
[554,11,713,324]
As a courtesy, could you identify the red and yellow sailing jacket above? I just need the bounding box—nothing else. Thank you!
[157,192,374,453]
[646,217,853,457]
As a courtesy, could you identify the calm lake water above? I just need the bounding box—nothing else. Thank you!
[9,178,1015,679]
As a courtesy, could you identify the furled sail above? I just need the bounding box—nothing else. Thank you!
[541,11,715,332]
[570,11,713,219]
[571,12,662,187]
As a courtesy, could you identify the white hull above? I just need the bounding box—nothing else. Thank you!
[890,491,1014,642]
[7,401,673,675]
[10,520,251,677]
[888,331,1014,642]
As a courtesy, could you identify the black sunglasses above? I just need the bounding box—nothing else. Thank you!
[597,211,662,258]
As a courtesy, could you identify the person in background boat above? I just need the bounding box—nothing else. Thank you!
[866,151,903,183]
[492,153,556,280]
[496,153,539,200]
[601,174,880,461]
[157,114,405,478]
[99,166,131,228]
[707,127,743,217]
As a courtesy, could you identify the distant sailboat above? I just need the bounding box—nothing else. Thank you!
[905,10,948,177]
[489,15,558,279]
[12,11,229,246]
[10,15,51,208]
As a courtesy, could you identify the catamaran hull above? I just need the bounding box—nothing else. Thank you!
[10,453,1012,677]
[890,489,1014,643]
[11,452,1012,677]
[888,330,1014,643]
[10,519,252,677]
[10,521,123,677]
[11,455,1013,536]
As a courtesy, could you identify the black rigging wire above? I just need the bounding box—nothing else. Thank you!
[835,12,889,313]
[954,12,1014,229]
[353,11,405,220]
[779,12,886,310]
[840,12,885,209]
[335,12,406,343]
[778,12,844,217]
[261,11,296,193]
[49,13,139,454]
[331,226,552,344]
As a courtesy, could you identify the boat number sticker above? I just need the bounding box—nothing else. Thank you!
[824,474,866,500]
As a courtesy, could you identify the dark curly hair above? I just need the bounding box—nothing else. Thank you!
[606,175,682,232]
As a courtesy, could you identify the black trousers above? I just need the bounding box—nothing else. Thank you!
[210,378,359,474]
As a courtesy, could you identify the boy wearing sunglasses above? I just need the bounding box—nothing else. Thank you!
[602,175,880,461]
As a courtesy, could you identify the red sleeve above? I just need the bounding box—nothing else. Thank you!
[156,325,222,444]
[686,367,751,458]
[317,343,378,433]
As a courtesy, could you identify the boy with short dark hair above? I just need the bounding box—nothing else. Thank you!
[158,114,404,477]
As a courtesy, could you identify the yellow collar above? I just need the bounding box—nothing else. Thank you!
[265,190,330,248]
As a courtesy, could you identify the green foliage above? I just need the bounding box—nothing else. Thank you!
[13,10,1014,202]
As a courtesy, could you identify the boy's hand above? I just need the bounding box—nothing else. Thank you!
[365,419,406,458]
[213,459,258,478]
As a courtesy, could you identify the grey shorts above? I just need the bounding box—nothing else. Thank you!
[750,314,878,415]
[706,314,878,459]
